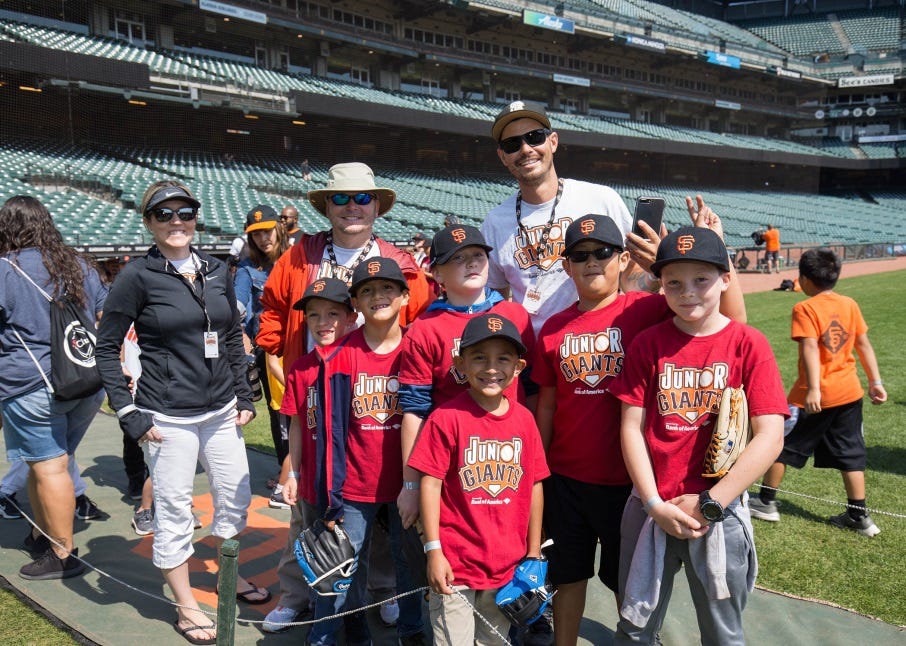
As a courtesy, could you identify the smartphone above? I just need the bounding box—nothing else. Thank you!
[632,196,666,238]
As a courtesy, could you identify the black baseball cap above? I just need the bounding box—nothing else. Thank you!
[491,100,551,141]
[349,257,408,295]
[144,185,201,212]
[244,204,279,233]
[459,313,527,357]
[430,224,492,266]
[293,277,353,311]
[562,214,625,256]
[650,227,730,278]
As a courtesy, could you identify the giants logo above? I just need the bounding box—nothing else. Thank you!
[580,219,596,235]
[821,320,849,354]
[352,374,401,423]
[367,261,381,275]
[459,437,524,497]
[656,362,728,424]
[513,217,572,271]
[312,280,326,293]
[676,235,696,255]
[487,317,503,332]
[558,330,624,387]
[253,210,263,222]
[305,386,318,438]
[451,228,467,243]
[317,261,354,284]
[449,338,467,384]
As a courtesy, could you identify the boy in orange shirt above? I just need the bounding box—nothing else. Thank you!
[750,248,887,536]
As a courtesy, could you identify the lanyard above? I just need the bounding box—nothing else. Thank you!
[325,231,375,277]
[168,254,212,333]
[516,178,564,260]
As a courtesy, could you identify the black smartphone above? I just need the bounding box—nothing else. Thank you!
[632,196,666,238]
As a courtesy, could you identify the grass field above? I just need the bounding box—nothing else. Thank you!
[3,269,903,640]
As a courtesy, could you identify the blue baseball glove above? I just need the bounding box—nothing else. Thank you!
[495,555,551,627]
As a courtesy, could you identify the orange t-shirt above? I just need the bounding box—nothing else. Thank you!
[788,291,867,408]
[762,228,780,252]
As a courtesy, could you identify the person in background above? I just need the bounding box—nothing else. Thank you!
[0,195,107,580]
[97,180,264,645]
[280,205,303,246]
[234,204,293,509]
[762,224,781,274]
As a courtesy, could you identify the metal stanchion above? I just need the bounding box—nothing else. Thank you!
[216,539,239,646]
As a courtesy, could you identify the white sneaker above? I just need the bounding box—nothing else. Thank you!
[749,497,780,522]
[263,604,301,633]
[380,599,399,627]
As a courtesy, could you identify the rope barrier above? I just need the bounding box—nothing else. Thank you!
[748,484,906,519]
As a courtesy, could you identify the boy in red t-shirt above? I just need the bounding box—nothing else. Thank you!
[609,227,788,645]
[398,224,534,530]
[534,206,746,645]
[409,313,549,646]
[750,247,887,536]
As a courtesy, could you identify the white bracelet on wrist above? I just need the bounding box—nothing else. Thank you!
[403,480,420,490]
[287,471,300,479]
[643,495,664,512]
[423,540,442,553]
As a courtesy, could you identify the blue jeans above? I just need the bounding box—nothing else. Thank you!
[2,385,103,462]
[308,501,424,646]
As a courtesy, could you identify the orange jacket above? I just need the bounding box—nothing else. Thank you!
[256,232,433,371]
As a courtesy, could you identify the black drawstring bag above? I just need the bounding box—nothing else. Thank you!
[2,258,102,401]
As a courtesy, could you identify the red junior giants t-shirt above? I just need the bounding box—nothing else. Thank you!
[408,392,550,589]
[609,320,789,500]
[343,328,405,503]
[399,300,534,408]
[281,351,321,505]
[532,292,671,485]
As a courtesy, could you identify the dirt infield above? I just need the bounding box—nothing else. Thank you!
[736,256,906,295]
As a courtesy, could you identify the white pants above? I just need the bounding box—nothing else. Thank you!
[144,406,251,569]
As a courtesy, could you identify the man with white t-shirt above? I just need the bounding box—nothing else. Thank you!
[483,101,659,334]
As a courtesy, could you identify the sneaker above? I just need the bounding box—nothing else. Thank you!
[75,494,102,520]
[131,508,154,536]
[523,606,554,646]
[380,599,399,627]
[24,530,51,555]
[829,511,881,537]
[269,490,291,510]
[19,547,85,580]
[748,497,780,522]
[399,633,428,646]
[0,492,23,519]
[262,604,310,633]
[127,477,145,500]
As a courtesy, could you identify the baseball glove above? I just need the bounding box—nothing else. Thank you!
[495,556,552,628]
[293,519,357,596]
[702,386,751,479]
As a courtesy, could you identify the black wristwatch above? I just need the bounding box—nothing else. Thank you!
[698,490,725,522]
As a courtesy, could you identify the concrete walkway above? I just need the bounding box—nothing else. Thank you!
[2,413,903,645]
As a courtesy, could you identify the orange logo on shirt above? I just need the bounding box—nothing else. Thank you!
[821,320,849,354]
[352,374,401,424]
[656,362,728,426]
[580,219,596,235]
[451,228,467,243]
[558,330,624,387]
[514,217,572,271]
[459,436,524,497]
[306,385,318,438]
[676,235,696,255]
[367,261,381,275]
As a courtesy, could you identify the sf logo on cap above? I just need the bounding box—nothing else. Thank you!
[367,261,381,275]
[253,210,263,222]
[580,219,596,235]
[488,317,504,333]
[313,280,326,293]
[451,228,467,243]
[677,235,696,255]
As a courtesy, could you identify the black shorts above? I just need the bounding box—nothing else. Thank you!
[778,399,865,471]
[542,473,631,591]
[766,250,779,262]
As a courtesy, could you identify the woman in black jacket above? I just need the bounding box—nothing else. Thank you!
[96,181,266,644]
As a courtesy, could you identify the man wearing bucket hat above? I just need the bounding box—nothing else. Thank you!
[482,100,662,336]
[256,163,432,634]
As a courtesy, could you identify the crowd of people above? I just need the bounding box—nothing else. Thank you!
[0,100,888,646]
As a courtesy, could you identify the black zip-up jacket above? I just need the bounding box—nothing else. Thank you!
[96,246,254,440]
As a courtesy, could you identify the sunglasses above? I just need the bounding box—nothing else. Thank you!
[329,193,375,206]
[565,246,617,263]
[148,207,198,223]
[498,128,552,154]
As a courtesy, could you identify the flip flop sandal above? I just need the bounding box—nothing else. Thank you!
[234,581,272,605]
[173,619,216,645]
